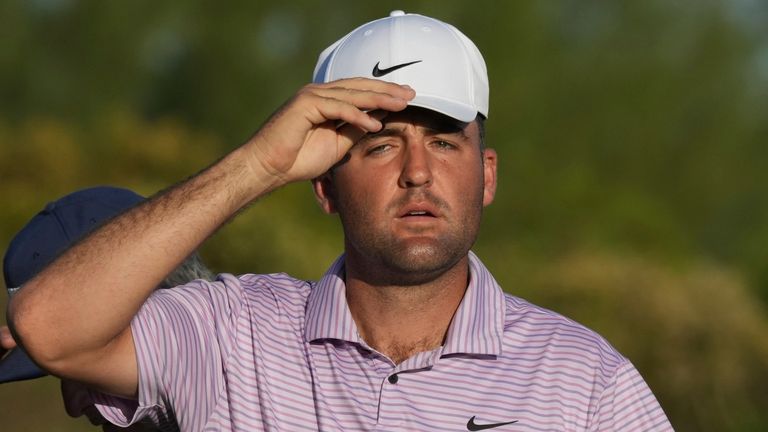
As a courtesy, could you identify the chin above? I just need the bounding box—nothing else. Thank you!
[381,242,466,280]
[345,227,476,285]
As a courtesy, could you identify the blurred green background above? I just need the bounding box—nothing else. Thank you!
[1,0,768,430]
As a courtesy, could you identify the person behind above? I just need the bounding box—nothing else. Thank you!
[1,186,213,430]
[8,11,672,431]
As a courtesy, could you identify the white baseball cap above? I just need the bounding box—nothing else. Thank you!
[313,10,489,122]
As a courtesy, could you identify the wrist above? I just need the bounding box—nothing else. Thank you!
[218,144,290,207]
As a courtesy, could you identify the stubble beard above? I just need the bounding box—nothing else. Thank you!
[339,189,483,286]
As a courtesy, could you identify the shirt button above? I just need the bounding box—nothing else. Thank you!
[388,374,399,384]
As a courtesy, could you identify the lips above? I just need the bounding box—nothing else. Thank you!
[398,203,440,219]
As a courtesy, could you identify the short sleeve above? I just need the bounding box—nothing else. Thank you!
[90,274,247,430]
[589,361,674,431]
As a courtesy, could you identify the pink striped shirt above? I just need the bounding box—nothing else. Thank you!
[91,252,672,431]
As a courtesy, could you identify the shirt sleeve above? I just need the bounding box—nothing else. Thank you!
[89,274,246,430]
[589,361,674,431]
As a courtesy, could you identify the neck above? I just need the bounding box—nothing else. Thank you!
[344,255,470,364]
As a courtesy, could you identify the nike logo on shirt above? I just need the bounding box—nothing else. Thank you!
[466,416,519,431]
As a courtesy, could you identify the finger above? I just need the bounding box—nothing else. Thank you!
[312,87,412,113]
[334,110,390,158]
[368,109,390,123]
[333,106,391,130]
[336,121,373,148]
[308,97,385,133]
[315,77,415,100]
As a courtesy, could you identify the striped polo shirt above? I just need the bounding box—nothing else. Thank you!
[92,252,672,431]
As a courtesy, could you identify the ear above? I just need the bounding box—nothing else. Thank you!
[312,172,337,214]
[481,149,497,207]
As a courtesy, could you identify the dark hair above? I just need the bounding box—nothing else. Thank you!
[476,114,486,150]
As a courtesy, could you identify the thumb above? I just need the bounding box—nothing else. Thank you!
[0,325,17,350]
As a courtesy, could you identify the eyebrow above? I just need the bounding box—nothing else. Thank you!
[422,123,468,139]
[358,123,469,145]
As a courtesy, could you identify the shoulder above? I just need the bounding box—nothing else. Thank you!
[235,272,313,314]
[148,272,312,305]
[139,272,313,330]
[492,294,671,430]
[500,293,627,380]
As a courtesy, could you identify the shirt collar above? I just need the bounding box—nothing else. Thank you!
[304,255,360,343]
[441,251,506,356]
[304,252,506,356]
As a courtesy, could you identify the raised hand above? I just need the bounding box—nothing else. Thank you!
[243,78,414,188]
[5,78,413,400]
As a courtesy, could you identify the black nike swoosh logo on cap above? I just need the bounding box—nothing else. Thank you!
[371,60,422,77]
[466,416,519,431]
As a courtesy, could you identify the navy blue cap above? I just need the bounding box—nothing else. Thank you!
[1,186,144,383]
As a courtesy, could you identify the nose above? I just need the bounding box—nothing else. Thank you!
[397,143,432,188]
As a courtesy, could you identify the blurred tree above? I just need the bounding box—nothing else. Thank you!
[1,0,768,430]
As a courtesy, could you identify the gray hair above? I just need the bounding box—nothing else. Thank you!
[158,252,215,288]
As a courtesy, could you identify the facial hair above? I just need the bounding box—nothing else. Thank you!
[337,184,484,286]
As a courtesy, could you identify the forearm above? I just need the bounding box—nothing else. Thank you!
[7,78,412,385]
[7,146,272,377]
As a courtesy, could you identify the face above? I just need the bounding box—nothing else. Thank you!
[314,107,497,285]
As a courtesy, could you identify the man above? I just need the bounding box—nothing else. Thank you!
[1,186,213,430]
[8,11,672,431]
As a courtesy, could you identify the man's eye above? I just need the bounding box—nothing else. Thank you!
[432,140,456,150]
[367,144,392,155]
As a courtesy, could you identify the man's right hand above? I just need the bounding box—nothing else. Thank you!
[240,78,414,193]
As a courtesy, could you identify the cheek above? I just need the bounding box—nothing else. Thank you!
[335,180,379,219]
[336,165,397,202]
[448,163,484,196]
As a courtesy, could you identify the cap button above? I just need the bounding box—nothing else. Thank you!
[389,10,405,17]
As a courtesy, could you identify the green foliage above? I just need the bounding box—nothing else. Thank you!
[2,1,768,430]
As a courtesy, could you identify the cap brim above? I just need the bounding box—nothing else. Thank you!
[409,94,479,123]
[0,347,47,383]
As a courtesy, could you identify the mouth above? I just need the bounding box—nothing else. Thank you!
[398,204,440,219]
[402,210,435,217]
